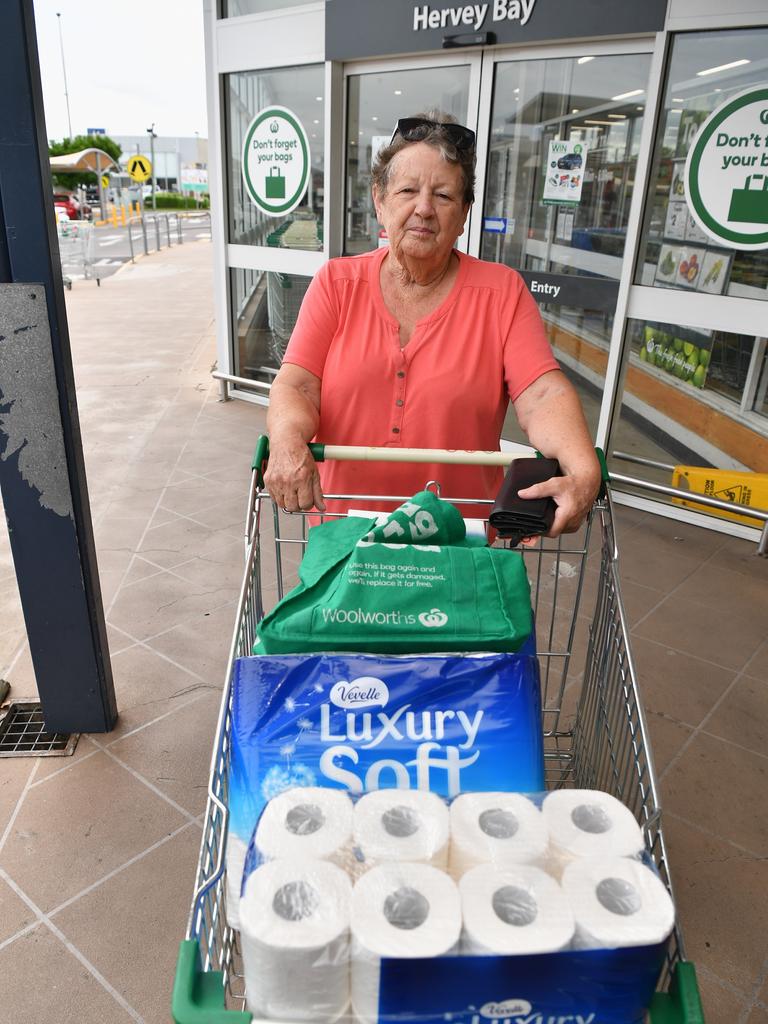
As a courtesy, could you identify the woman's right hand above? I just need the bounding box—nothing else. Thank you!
[264,435,326,513]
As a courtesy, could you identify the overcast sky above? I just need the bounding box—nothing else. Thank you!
[34,0,208,142]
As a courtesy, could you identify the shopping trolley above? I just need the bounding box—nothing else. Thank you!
[171,440,704,1023]
[56,218,101,289]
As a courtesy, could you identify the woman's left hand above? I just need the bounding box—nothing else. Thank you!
[517,465,602,540]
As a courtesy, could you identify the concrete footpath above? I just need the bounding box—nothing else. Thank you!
[0,239,267,1023]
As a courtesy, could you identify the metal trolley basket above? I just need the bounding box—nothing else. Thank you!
[172,441,704,1024]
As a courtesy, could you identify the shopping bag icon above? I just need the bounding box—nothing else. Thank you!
[728,173,768,224]
[265,167,285,200]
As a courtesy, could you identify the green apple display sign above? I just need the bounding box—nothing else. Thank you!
[242,105,311,217]
[685,86,768,250]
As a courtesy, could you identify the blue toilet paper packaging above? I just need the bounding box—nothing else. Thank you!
[229,640,544,868]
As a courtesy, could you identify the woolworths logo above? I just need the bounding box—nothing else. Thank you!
[320,607,448,628]
[418,608,448,628]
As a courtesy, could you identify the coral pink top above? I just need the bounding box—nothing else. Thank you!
[283,247,559,513]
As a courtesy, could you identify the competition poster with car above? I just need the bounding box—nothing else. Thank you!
[542,140,587,206]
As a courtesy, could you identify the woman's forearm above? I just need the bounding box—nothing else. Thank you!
[267,375,321,444]
[512,370,601,535]
[263,364,325,511]
[514,371,597,473]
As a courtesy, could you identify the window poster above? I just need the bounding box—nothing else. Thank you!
[664,201,688,240]
[639,324,713,389]
[543,141,587,206]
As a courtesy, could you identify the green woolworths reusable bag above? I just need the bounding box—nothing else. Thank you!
[254,491,532,654]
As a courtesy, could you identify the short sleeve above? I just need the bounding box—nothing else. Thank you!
[500,275,561,401]
[282,261,339,379]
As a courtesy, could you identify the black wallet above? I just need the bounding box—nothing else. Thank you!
[488,457,562,545]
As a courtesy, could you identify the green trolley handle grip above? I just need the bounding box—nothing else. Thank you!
[251,435,325,488]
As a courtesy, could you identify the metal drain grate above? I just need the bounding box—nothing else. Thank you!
[0,701,79,757]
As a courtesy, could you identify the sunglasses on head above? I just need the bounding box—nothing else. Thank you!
[389,117,476,151]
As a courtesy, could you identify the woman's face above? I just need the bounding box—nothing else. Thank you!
[373,142,470,269]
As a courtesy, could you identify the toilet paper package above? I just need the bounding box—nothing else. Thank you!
[233,788,675,1024]
[227,646,543,924]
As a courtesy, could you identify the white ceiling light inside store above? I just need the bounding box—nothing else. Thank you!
[612,89,644,101]
[697,58,750,76]
[394,90,402,95]
[577,56,594,64]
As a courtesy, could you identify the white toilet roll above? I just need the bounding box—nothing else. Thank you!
[561,856,675,950]
[255,787,355,870]
[353,789,450,870]
[459,864,575,954]
[240,857,352,1022]
[351,863,461,1024]
[541,789,644,874]
[225,833,249,930]
[449,792,549,878]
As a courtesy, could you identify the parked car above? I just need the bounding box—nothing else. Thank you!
[53,191,83,220]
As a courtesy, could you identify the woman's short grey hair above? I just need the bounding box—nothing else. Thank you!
[371,109,476,205]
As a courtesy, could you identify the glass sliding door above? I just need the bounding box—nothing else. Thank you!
[344,64,473,255]
[479,51,652,443]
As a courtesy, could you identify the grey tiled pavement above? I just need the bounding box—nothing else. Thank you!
[0,239,766,1022]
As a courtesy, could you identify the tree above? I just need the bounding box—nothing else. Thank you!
[49,134,122,191]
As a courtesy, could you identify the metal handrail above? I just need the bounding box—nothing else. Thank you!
[610,470,768,556]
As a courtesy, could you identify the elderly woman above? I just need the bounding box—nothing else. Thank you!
[265,112,600,535]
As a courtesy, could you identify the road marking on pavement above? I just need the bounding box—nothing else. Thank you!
[99,238,124,247]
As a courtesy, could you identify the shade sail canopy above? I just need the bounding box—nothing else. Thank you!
[49,148,120,173]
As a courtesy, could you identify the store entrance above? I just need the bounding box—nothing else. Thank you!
[474,48,652,442]
[343,43,654,442]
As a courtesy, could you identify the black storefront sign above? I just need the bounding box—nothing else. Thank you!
[517,271,619,313]
[326,0,667,60]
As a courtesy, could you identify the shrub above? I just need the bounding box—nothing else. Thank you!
[143,192,209,210]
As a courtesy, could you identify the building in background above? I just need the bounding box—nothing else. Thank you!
[111,134,208,194]
[202,0,768,545]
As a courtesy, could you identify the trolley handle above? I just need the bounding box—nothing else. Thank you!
[252,434,610,493]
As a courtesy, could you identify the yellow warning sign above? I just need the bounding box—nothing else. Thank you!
[672,466,768,526]
[101,175,109,189]
[127,155,152,183]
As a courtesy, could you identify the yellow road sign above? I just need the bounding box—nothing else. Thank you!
[127,155,152,183]
[101,175,109,189]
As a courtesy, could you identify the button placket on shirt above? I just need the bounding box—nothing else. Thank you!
[392,350,407,438]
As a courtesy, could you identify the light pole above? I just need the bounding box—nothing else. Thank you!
[56,12,72,139]
[146,123,157,210]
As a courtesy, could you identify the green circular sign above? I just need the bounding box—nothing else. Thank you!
[242,105,311,217]
[685,86,768,250]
